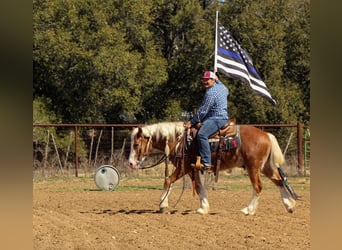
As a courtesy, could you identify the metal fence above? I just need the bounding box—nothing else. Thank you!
[33,123,308,178]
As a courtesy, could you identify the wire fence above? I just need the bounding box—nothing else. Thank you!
[33,123,309,178]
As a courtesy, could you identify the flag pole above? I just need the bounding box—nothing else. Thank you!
[214,10,218,73]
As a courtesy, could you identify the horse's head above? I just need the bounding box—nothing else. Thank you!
[128,127,153,169]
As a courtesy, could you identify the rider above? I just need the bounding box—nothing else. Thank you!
[184,71,229,170]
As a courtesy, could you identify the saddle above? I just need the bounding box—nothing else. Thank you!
[187,118,240,182]
[191,118,237,138]
[209,118,237,139]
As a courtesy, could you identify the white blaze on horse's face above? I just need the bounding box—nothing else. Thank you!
[128,127,151,169]
[128,148,144,169]
[128,128,140,169]
[128,142,139,169]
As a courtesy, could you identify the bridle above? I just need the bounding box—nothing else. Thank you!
[133,134,152,167]
[133,132,185,170]
[136,135,152,161]
[133,133,165,169]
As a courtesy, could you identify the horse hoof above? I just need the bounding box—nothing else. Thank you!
[240,207,256,215]
[241,207,249,215]
[283,198,296,213]
[287,207,295,213]
[159,207,168,213]
[196,208,209,215]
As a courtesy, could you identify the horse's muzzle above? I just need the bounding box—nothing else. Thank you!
[128,160,141,169]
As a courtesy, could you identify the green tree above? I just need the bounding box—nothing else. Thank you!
[33,0,167,123]
[33,97,61,143]
[284,0,310,125]
[33,0,310,126]
[217,0,308,125]
[144,0,217,121]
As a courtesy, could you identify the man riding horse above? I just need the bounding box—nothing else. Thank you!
[128,70,297,215]
[184,71,229,171]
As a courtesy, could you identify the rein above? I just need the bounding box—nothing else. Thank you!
[138,153,167,169]
[137,133,184,170]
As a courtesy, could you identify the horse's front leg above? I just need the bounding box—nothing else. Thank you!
[164,156,169,178]
[193,170,210,215]
[160,156,171,211]
[159,164,184,212]
[159,176,173,212]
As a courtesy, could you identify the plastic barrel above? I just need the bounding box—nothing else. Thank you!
[94,165,120,191]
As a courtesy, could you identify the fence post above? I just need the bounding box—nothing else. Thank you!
[297,122,303,176]
[304,129,310,176]
[75,126,78,177]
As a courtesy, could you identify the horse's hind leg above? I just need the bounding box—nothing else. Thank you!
[262,164,296,213]
[241,165,262,215]
[192,170,209,215]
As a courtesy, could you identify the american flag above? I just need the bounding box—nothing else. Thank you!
[216,23,277,105]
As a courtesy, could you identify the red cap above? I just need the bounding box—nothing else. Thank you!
[200,71,216,79]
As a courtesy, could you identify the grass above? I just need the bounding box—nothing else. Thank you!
[33,173,310,193]
[116,185,163,191]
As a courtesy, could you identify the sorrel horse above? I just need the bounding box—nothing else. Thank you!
[128,122,297,215]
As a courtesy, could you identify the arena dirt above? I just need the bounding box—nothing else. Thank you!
[33,175,310,249]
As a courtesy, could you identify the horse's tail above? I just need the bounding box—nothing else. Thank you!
[267,133,285,168]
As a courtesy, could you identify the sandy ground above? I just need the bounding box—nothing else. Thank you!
[33,174,310,249]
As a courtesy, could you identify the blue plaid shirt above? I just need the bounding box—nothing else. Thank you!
[190,80,229,125]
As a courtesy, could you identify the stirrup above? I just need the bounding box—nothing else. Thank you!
[202,163,212,171]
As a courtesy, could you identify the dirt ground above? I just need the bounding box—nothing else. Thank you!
[33,174,310,250]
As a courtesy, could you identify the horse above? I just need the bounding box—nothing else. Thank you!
[128,122,297,215]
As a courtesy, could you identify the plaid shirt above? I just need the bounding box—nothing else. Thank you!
[190,80,229,125]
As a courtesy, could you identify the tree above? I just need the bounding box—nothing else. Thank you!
[217,0,308,125]
[33,97,60,144]
[33,0,310,126]
[33,0,167,123]
[284,0,310,125]
[144,0,216,121]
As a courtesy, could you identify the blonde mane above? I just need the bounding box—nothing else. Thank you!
[132,122,184,143]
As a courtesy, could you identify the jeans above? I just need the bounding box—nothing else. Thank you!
[197,118,228,165]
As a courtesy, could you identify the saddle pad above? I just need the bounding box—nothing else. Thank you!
[209,136,240,152]
[209,126,241,152]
